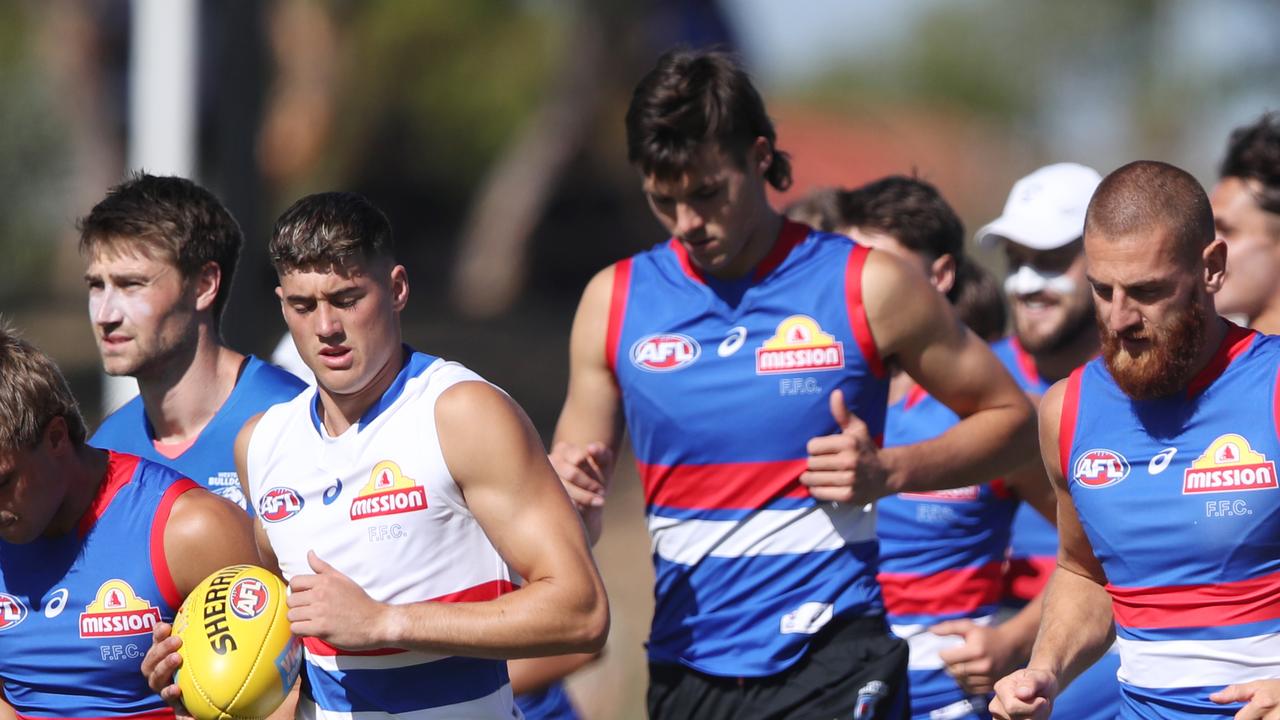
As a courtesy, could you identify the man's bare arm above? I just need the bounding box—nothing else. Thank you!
[550,264,626,543]
[870,249,1038,494]
[286,381,609,659]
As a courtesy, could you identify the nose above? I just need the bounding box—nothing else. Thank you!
[674,202,704,238]
[315,302,342,339]
[1106,291,1141,335]
[90,287,122,325]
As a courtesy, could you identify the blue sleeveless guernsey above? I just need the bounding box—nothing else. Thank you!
[91,356,305,515]
[1061,323,1280,718]
[0,451,198,718]
[877,338,1023,720]
[608,221,890,677]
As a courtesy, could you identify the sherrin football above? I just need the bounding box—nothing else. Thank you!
[173,565,302,720]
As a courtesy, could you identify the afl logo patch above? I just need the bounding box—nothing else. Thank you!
[631,334,700,372]
[1073,449,1130,489]
[0,593,27,631]
[229,578,270,620]
[258,487,305,523]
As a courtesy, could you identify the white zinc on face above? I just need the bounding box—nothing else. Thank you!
[1003,264,1079,298]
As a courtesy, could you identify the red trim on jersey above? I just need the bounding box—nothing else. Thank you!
[303,579,517,657]
[639,459,809,510]
[669,238,705,284]
[77,452,142,538]
[16,709,177,720]
[1009,337,1043,387]
[605,259,633,376]
[845,244,886,379]
[1108,569,1280,629]
[1003,556,1057,603]
[1058,367,1084,481]
[903,383,930,410]
[1273,363,1280,450]
[1186,322,1255,397]
[752,220,809,281]
[878,562,1004,617]
[150,478,200,610]
[989,478,1013,500]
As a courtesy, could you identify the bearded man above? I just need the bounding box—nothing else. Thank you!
[990,160,1280,720]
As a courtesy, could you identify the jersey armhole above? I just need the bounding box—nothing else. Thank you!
[1272,363,1280,448]
[844,244,886,379]
[604,259,633,377]
[1058,367,1085,482]
[150,478,201,610]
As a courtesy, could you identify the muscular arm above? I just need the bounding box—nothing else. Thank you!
[289,381,609,659]
[550,265,626,543]
[866,250,1038,493]
[991,380,1114,718]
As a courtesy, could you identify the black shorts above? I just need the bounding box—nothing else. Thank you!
[647,614,909,720]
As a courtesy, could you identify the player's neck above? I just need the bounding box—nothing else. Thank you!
[1249,302,1280,336]
[47,445,109,538]
[1184,314,1230,387]
[1029,329,1099,384]
[138,335,245,444]
[709,208,783,280]
[315,345,407,437]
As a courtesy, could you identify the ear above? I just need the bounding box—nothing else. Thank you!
[389,265,410,312]
[1203,237,1227,294]
[931,254,957,296]
[192,261,222,313]
[42,416,70,456]
[750,137,772,178]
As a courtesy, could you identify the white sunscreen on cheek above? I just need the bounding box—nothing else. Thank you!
[1004,264,1077,297]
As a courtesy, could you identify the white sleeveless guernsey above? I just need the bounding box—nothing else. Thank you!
[246,351,520,719]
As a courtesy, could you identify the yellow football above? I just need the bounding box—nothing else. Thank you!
[173,565,301,720]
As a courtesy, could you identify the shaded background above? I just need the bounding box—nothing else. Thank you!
[2,1,1278,717]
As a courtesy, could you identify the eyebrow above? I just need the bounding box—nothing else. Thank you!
[284,286,361,303]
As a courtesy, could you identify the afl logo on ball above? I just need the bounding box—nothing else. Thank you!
[631,334,700,372]
[1073,449,1130,489]
[258,487,304,523]
[0,593,27,632]
[229,578,269,620]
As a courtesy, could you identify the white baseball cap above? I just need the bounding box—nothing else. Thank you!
[976,162,1103,250]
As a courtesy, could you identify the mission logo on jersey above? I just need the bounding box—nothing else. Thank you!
[631,333,700,372]
[350,460,428,520]
[78,580,162,638]
[1183,433,1278,494]
[755,315,844,375]
[0,593,27,632]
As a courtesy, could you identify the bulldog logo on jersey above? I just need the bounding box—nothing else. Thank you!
[756,315,844,374]
[631,333,700,372]
[0,593,27,632]
[78,580,162,638]
[350,460,428,520]
[1073,449,1130,489]
[1183,434,1278,494]
[258,487,305,523]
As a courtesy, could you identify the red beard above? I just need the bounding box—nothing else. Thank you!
[1099,301,1206,400]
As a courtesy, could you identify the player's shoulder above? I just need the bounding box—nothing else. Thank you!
[240,355,309,399]
[90,395,147,447]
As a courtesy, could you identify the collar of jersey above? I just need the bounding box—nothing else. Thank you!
[669,219,810,285]
[309,346,437,434]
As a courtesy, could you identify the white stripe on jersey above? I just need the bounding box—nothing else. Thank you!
[647,502,877,566]
[1116,633,1280,688]
[891,615,995,670]
[296,685,519,720]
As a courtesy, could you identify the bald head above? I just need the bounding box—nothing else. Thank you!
[1085,160,1214,266]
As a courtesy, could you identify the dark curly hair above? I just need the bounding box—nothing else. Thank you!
[1219,111,1280,215]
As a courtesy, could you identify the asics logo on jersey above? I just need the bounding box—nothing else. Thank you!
[1073,449,1130,489]
[322,477,344,505]
[717,326,747,357]
[43,588,69,619]
[1148,448,1177,475]
[0,593,27,631]
[1183,434,1278,494]
[631,334,700,372]
[259,487,305,523]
